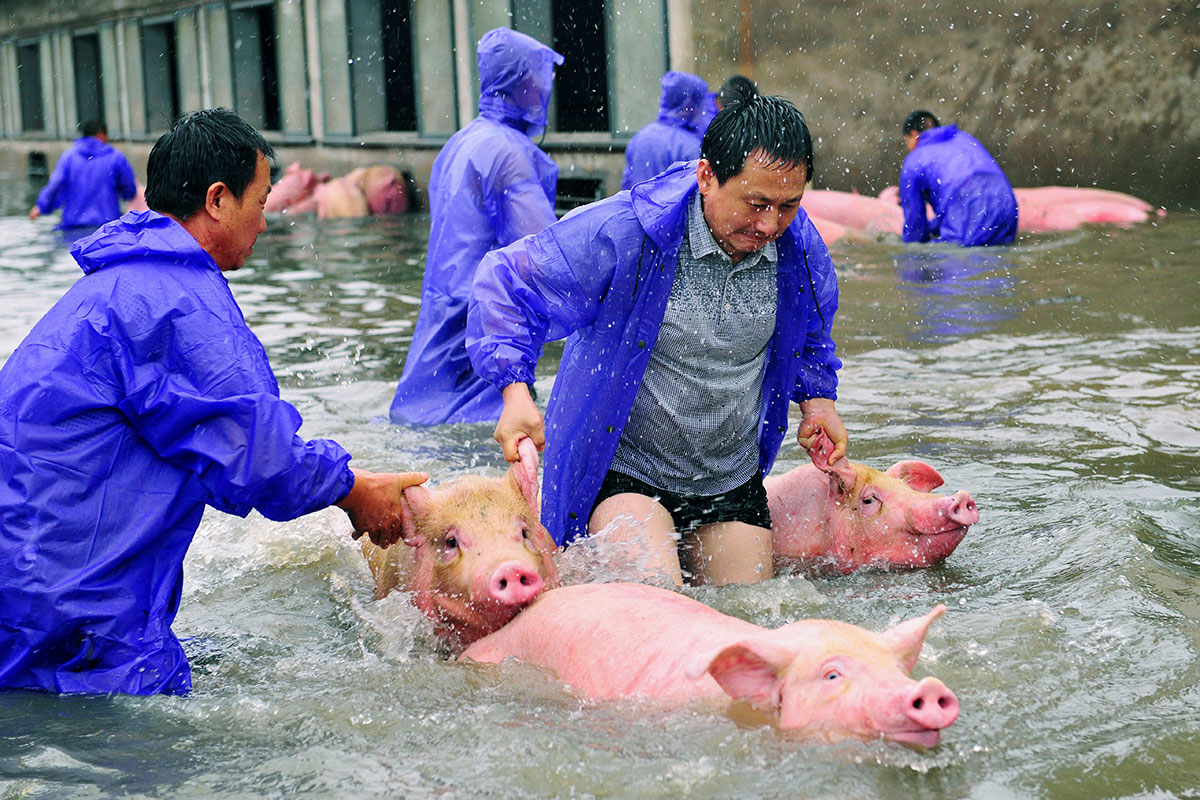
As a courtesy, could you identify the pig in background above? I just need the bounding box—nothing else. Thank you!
[461,582,960,747]
[360,439,559,650]
[766,430,979,574]
[264,162,410,219]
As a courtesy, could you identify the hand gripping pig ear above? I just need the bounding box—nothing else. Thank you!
[684,639,792,709]
[397,483,435,548]
[508,436,541,520]
[807,428,857,491]
[882,604,946,673]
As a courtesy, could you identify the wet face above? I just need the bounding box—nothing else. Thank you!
[212,153,270,271]
[697,151,807,262]
[904,131,920,152]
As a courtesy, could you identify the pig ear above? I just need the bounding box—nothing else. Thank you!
[398,485,434,547]
[685,640,792,709]
[507,437,541,520]
[808,429,857,491]
[886,461,944,492]
[882,604,946,673]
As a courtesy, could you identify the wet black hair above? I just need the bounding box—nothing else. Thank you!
[716,75,757,109]
[80,119,106,138]
[145,108,276,221]
[903,110,940,135]
[700,94,815,184]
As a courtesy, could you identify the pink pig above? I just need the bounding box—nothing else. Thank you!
[265,162,324,215]
[361,440,560,647]
[766,432,979,573]
[462,582,959,746]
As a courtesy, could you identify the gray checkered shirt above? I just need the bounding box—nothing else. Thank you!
[610,191,778,495]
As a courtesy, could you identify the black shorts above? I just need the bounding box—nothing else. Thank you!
[590,469,772,532]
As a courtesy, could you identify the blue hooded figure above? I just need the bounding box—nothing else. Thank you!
[621,71,712,190]
[0,212,355,695]
[899,111,1018,247]
[32,122,138,231]
[389,28,563,426]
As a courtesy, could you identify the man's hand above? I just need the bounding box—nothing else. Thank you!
[495,382,545,463]
[336,468,429,547]
[28,206,40,221]
[797,397,848,465]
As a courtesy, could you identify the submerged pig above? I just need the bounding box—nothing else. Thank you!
[361,439,559,647]
[766,431,978,573]
[462,583,959,747]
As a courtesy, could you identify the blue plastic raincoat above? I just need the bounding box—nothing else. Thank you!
[0,211,354,695]
[35,136,138,230]
[621,71,711,190]
[899,124,1018,246]
[389,28,562,425]
[468,161,841,546]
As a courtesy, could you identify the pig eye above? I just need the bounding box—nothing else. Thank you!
[823,669,841,681]
[444,535,458,550]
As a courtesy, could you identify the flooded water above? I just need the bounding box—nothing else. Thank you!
[1,173,1198,799]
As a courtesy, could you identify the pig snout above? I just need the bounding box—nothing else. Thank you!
[488,561,544,607]
[945,491,979,527]
[903,677,960,732]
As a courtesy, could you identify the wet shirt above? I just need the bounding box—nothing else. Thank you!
[35,136,137,230]
[0,211,354,695]
[612,192,776,494]
[467,161,841,546]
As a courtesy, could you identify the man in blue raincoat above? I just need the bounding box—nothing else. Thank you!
[29,119,138,231]
[468,95,848,587]
[389,28,562,426]
[0,109,427,696]
[899,110,1018,247]
[621,71,712,190]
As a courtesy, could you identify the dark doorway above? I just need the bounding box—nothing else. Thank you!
[142,21,181,132]
[73,33,105,133]
[347,0,416,133]
[550,0,609,132]
[231,3,282,131]
[16,43,45,132]
[381,0,416,131]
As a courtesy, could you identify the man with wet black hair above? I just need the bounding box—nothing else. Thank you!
[29,118,137,230]
[0,108,426,696]
[899,109,1018,246]
[468,94,846,587]
[716,74,757,110]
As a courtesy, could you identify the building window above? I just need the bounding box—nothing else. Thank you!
[16,42,45,133]
[142,20,181,132]
[73,33,105,132]
[347,0,416,133]
[231,2,282,131]
[551,0,609,132]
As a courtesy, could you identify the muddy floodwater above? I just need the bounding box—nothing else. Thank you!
[1,177,1198,799]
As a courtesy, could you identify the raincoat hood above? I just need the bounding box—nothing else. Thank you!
[74,135,112,158]
[628,160,700,248]
[477,27,564,133]
[657,71,711,132]
[71,210,215,276]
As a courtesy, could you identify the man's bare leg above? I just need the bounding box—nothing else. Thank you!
[589,493,684,586]
[682,521,773,586]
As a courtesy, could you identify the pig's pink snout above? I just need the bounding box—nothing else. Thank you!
[946,491,979,526]
[904,677,960,731]
[488,561,544,607]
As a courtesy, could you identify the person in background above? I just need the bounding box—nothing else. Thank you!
[899,110,1019,246]
[389,28,563,426]
[469,95,847,588]
[0,108,427,696]
[29,119,138,231]
[621,71,712,190]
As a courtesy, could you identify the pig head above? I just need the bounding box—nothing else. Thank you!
[361,439,559,647]
[765,432,978,572]
[462,583,959,747]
